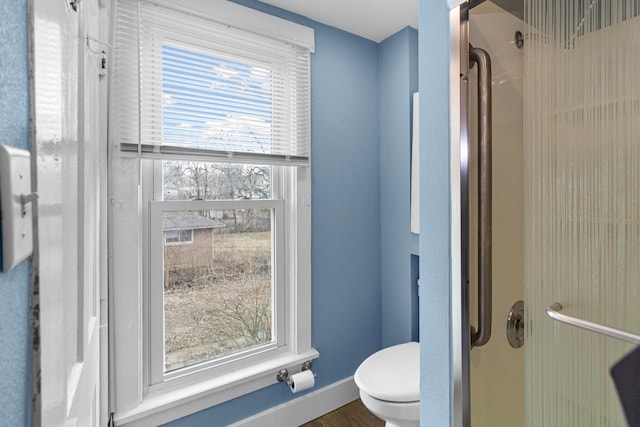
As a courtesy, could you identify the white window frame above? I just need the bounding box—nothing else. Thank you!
[148,196,286,385]
[108,1,316,425]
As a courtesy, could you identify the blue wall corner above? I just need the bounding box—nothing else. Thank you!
[378,26,419,348]
[0,0,32,426]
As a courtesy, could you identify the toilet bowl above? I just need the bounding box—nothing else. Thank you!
[354,342,420,427]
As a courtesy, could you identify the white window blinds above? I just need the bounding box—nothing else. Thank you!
[111,0,311,165]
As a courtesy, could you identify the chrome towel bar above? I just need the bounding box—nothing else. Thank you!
[469,45,492,348]
[546,303,640,345]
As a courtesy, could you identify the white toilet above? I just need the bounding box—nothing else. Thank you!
[354,341,420,427]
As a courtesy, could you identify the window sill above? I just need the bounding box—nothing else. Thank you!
[115,348,319,427]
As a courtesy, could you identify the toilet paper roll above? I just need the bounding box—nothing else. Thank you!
[289,370,315,394]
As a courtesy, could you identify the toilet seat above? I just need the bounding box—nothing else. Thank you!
[354,342,419,403]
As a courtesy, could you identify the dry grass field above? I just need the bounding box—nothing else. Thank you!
[164,230,272,372]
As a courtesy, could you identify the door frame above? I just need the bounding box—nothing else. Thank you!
[453,4,471,427]
[30,0,108,424]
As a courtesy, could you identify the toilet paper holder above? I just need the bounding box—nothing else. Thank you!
[276,360,312,384]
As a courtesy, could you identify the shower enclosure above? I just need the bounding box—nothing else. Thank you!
[455,0,640,425]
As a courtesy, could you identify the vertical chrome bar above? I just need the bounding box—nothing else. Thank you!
[458,5,471,427]
[469,46,492,348]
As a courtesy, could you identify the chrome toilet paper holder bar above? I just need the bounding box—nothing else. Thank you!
[276,360,312,383]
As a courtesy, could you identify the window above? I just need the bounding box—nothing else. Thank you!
[151,172,284,378]
[164,229,193,245]
[109,0,315,424]
[160,204,276,372]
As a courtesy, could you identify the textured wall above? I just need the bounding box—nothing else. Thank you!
[419,0,454,425]
[0,0,32,426]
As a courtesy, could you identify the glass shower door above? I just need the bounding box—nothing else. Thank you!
[467,3,525,426]
[459,4,527,426]
[524,0,640,425]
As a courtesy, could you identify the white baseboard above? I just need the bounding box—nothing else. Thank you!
[229,377,359,427]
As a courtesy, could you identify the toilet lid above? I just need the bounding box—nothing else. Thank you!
[354,342,419,402]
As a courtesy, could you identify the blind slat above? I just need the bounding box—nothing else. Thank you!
[111,0,311,163]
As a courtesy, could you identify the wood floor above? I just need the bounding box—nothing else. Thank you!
[300,399,384,427]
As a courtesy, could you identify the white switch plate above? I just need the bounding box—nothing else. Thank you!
[0,145,33,271]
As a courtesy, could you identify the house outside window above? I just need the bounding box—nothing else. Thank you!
[108,0,316,424]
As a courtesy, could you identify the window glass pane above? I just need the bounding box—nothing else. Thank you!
[162,161,271,200]
[163,209,273,372]
[165,230,179,243]
[164,228,193,244]
[161,44,275,154]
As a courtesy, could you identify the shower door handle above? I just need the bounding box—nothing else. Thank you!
[469,46,492,348]
[546,303,640,344]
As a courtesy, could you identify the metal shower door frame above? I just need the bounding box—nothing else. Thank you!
[459,5,472,426]
[450,4,469,426]
[453,2,493,425]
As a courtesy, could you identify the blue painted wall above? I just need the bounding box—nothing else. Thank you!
[419,0,454,425]
[0,1,32,426]
[165,1,383,425]
[378,27,419,347]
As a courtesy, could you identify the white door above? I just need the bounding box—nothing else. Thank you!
[33,0,107,425]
